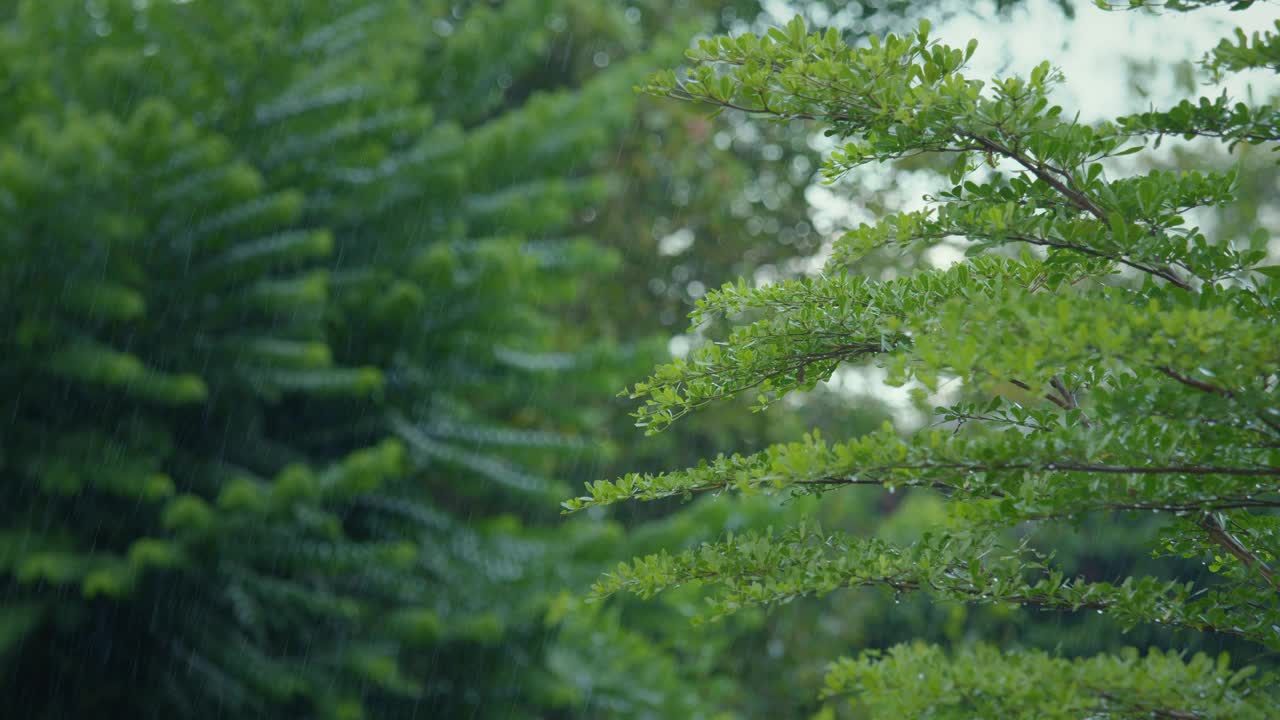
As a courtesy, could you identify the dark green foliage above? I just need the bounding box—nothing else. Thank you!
[824,644,1268,719]
[0,1,722,717]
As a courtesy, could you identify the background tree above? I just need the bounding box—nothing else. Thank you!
[0,0,750,716]
[571,5,1280,717]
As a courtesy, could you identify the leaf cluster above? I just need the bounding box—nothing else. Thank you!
[579,7,1280,716]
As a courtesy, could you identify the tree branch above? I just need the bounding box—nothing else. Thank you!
[968,134,1193,290]
[1158,365,1280,435]
[1197,512,1280,594]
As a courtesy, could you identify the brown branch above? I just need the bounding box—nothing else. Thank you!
[1158,366,1280,435]
[684,563,1260,643]
[1158,366,1231,396]
[649,463,1280,505]
[1197,512,1280,594]
[844,462,1280,477]
[1050,375,1094,427]
[967,134,1193,290]
[1006,234,1191,290]
[1049,376,1077,408]
[675,81,1200,290]
[1009,377,1093,424]
[968,134,1109,221]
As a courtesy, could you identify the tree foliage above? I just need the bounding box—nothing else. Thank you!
[0,1,744,717]
[572,6,1280,717]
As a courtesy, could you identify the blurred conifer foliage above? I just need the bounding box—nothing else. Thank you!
[0,0,755,716]
[572,3,1280,718]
